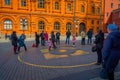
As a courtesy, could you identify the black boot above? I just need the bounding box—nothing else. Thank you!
[108,72,114,80]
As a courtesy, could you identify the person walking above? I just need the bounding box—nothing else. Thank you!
[18,33,27,52]
[10,31,18,54]
[81,30,86,45]
[65,29,71,45]
[56,31,61,45]
[87,29,93,45]
[94,30,104,65]
[51,31,56,49]
[35,32,40,47]
[102,24,120,80]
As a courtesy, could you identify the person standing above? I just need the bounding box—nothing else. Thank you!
[44,31,48,45]
[56,31,61,45]
[51,31,56,49]
[72,34,76,47]
[18,33,27,52]
[10,31,18,54]
[65,29,71,45]
[40,31,45,46]
[81,30,86,45]
[94,30,104,65]
[102,24,120,80]
[87,29,93,45]
[35,32,40,47]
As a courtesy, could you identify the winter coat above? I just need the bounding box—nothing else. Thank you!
[11,33,18,46]
[72,36,76,43]
[81,31,86,38]
[102,30,120,73]
[35,34,40,44]
[44,33,48,41]
[40,32,45,40]
[18,35,25,47]
[66,31,71,38]
[87,30,93,38]
[51,33,56,42]
[56,32,60,39]
[94,32,104,50]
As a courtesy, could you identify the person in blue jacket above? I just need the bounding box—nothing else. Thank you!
[102,24,120,80]
[18,33,27,52]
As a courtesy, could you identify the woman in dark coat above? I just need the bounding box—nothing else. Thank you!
[51,31,56,49]
[102,24,120,80]
[35,32,40,47]
[94,30,104,65]
[10,31,18,54]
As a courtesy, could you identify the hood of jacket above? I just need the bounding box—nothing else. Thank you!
[109,30,120,48]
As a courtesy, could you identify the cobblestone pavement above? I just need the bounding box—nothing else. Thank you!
[0,40,120,80]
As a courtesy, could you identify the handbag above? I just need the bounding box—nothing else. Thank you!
[100,68,108,79]
[91,46,97,52]
[32,43,36,47]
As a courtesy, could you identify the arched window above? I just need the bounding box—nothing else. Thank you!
[21,0,26,7]
[81,5,85,13]
[20,18,28,30]
[55,2,59,10]
[4,20,12,30]
[4,0,10,5]
[38,21,44,30]
[66,23,72,30]
[67,4,71,11]
[38,0,44,8]
[54,22,60,30]
[91,6,95,14]
[97,7,100,14]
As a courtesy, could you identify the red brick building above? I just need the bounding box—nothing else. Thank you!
[111,9,120,30]
[104,0,120,32]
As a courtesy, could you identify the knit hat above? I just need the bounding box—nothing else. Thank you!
[107,24,118,31]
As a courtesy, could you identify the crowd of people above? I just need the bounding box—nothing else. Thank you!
[9,24,120,80]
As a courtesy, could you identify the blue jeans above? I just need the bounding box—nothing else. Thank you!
[87,38,92,44]
[81,38,85,45]
[41,39,45,46]
[65,37,70,44]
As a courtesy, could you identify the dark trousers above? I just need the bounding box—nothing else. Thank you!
[87,38,92,44]
[81,38,85,45]
[18,44,27,51]
[56,38,60,45]
[13,46,17,53]
[52,41,56,49]
[41,39,45,46]
[65,37,70,44]
[97,49,102,63]
[36,43,39,47]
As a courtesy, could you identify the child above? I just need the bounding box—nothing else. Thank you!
[72,34,76,47]
[48,38,52,50]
